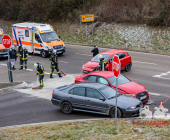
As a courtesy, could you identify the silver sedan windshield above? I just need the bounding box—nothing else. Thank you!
[99,86,119,99]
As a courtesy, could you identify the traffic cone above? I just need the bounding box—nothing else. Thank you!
[159,102,163,107]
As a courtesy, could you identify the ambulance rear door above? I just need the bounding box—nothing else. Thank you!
[12,27,33,52]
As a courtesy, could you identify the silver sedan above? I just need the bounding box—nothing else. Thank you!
[51,82,143,118]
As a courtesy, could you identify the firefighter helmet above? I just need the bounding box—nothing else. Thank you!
[34,63,38,68]
[53,50,57,54]
[99,55,103,59]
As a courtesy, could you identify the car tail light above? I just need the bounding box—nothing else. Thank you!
[52,90,54,97]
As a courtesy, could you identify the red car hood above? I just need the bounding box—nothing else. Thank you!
[117,82,146,95]
[84,61,99,71]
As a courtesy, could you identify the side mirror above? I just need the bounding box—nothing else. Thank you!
[99,97,105,101]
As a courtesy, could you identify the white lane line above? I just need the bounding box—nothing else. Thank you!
[24,68,33,71]
[149,92,160,96]
[59,61,68,63]
[27,55,31,57]
[75,53,92,57]
[0,63,7,66]
[133,61,157,65]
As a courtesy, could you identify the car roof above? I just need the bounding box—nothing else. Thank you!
[100,50,127,55]
[74,82,107,89]
[87,71,118,77]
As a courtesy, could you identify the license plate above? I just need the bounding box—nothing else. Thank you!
[140,95,146,100]
[3,55,8,57]
[57,51,62,53]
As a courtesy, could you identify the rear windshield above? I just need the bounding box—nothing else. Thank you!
[58,84,73,91]
[91,54,111,62]
[0,35,2,44]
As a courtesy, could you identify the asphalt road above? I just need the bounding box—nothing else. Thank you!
[0,44,170,127]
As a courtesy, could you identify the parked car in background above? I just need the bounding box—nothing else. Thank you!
[75,71,149,104]
[51,82,143,118]
[82,50,132,74]
[0,28,8,58]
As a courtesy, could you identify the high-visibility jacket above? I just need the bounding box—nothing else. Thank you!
[20,49,28,60]
[49,54,58,65]
[99,60,106,71]
[36,63,45,75]
[9,49,17,60]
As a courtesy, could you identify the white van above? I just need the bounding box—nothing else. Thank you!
[12,22,65,57]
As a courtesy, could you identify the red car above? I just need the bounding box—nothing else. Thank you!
[82,50,132,74]
[75,71,149,104]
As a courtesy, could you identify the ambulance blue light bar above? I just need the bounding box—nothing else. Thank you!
[32,27,37,31]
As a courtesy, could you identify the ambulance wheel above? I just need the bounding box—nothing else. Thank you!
[41,50,47,58]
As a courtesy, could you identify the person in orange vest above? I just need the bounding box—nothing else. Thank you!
[19,46,28,70]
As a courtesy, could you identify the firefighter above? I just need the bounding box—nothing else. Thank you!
[49,50,62,78]
[9,46,17,70]
[34,62,45,87]
[98,55,106,71]
[19,46,28,70]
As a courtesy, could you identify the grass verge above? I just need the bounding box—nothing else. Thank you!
[0,118,170,140]
[1,20,170,55]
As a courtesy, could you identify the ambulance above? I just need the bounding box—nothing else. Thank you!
[12,22,65,57]
[0,28,8,58]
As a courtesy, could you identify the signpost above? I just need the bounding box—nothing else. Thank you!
[2,35,13,83]
[112,55,120,129]
[80,14,94,38]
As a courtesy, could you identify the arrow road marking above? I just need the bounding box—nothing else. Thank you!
[153,71,170,80]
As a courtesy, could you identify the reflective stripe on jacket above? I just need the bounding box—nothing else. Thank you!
[20,49,28,60]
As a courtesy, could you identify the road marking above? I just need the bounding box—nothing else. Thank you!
[0,63,7,66]
[133,61,157,65]
[76,53,92,57]
[59,61,68,63]
[24,68,33,71]
[153,71,170,80]
[149,92,160,96]
[28,55,31,57]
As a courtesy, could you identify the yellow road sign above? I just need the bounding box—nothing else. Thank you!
[81,14,94,23]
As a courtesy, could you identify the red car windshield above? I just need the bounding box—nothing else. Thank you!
[91,54,111,62]
[108,75,130,86]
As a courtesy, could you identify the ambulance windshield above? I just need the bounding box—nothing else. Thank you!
[0,35,3,44]
[40,31,60,42]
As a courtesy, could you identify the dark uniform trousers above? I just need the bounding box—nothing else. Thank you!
[49,54,62,77]
[37,64,45,87]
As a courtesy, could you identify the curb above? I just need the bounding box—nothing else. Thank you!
[0,81,28,93]
[0,118,108,130]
